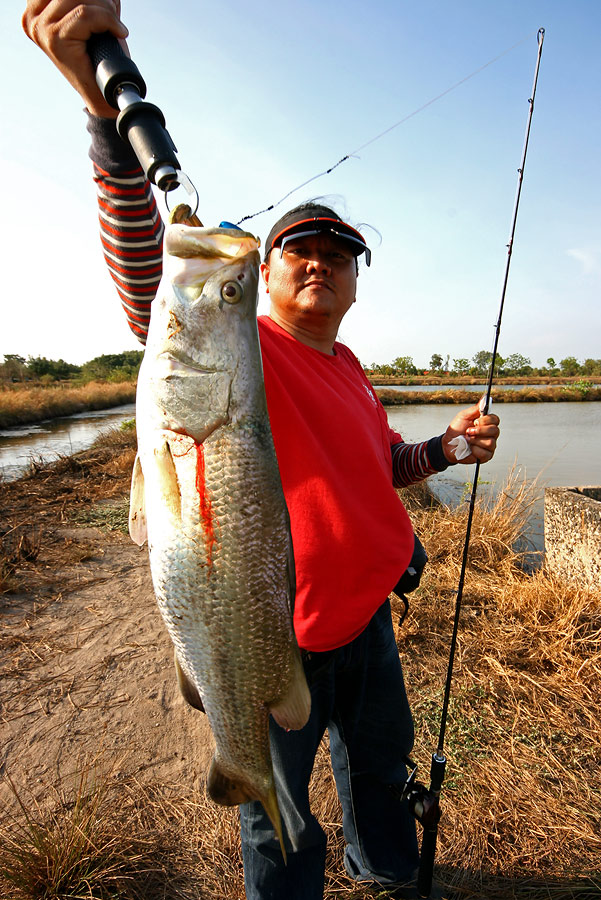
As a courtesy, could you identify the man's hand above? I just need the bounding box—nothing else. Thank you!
[22,0,129,118]
[442,402,500,465]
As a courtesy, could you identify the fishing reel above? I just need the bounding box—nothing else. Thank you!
[390,754,446,898]
[391,756,442,829]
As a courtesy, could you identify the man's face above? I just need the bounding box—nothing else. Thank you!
[261,232,358,331]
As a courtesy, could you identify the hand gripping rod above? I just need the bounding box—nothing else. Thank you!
[87,32,182,193]
[415,28,545,899]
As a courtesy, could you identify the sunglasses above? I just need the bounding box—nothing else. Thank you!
[278,227,371,267]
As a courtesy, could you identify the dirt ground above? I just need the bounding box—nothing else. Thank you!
[2,436,600,900]
[0,437,214,818]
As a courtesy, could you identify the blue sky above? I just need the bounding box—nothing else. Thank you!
[1,0,599,368]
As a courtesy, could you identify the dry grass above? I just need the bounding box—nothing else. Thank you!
[375,386,601,405]
[0,425,136,594]
[0,458,599,899]
[395,475,601,897]
[0,382,136,428]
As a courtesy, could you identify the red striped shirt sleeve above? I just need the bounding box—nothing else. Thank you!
[93,161,164,344]
[391,435,450,487]
[87,113,164,345]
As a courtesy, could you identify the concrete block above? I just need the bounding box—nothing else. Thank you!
[544,486,601,589]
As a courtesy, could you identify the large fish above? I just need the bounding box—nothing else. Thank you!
[129,215,311,854]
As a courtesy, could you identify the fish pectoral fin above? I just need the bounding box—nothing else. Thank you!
[156,441,182,520]
[269,651,311,731]
[207,760,287,863]
[173,650,205,712]
[129,454,147,546]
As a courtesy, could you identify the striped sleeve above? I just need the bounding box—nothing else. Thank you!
[87,114,164,345]
[391,435,451,488]
[93,162,164,343]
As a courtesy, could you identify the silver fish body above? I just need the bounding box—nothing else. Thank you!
[130,224,310,851]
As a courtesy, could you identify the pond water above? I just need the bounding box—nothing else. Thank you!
[2,400,599,556]
[0,404,136,482]
[386,401,601,553]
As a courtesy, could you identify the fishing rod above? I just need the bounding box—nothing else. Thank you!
[391,27,546,899]
[87,32,197,205]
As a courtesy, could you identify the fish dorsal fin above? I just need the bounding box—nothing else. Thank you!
[129,454,147,546]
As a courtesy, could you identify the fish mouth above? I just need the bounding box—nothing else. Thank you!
[165,227,260,289]
[156,351,218,375]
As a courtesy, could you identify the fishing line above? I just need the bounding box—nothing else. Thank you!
[237,29,539,226]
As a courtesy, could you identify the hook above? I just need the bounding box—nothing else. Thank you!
[165,172,200,218]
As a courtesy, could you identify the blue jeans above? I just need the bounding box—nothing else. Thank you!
[240,599,419,899]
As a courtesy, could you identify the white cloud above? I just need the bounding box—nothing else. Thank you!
[566,246,601,275]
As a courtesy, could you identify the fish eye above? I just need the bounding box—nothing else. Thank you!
[221,281,243,304]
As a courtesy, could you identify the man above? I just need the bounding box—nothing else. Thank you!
[23,4,500,898]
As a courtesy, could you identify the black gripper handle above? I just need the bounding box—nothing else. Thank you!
[87,32,146,108]
[86,32,181,190]
[416,825,438,898]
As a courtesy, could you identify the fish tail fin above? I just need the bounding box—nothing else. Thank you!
[207,758,287,863]
[270,650,311,731]
[261,784,287,864]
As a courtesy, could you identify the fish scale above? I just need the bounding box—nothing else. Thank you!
[129,220,311,857]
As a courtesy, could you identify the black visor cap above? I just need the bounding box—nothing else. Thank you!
[264,206,371,266]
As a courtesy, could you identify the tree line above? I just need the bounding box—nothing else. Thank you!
[0,351,144,384]
[366,351,601,378]
[2,349,600,384]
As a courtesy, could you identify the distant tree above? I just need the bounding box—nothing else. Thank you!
[582,358,601,375]
[0,354,27,382]
[472,350,493,375]
[452,358,470,376]
[503,353,532,376]
[559,356,581,377]
[27,355,81,380]
[392,356,417,376]
[369,363,396,377]
[429,353,443,371]
[542,357,559,376]
[81,351,144,382]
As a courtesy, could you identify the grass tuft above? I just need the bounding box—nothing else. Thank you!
[0,773,164,900]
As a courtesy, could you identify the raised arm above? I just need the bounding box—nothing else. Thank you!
[23,1,164,343]
[88,116,164,343]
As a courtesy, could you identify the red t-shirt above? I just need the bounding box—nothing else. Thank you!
[258,316,414,652]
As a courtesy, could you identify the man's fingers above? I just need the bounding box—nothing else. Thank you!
[23,1,126,51]
[22,0,128,116]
